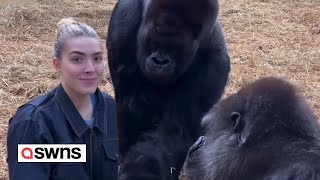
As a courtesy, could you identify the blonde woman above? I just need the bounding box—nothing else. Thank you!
[7,17,118,180]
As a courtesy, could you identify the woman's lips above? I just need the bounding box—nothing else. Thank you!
[79,78,98,84]
[79,78,97,80]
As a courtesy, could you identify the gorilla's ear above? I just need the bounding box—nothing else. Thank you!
[230,112,248,144]
[230,112,242,133]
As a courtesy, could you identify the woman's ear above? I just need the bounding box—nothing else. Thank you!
[52,57,61,72]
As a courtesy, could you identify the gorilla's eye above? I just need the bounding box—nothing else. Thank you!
[230,112,242,132]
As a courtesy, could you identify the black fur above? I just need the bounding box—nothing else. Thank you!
[107,0,230,179]
[184,77,320,180]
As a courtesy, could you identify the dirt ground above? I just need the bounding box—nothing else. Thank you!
[0,0,319,179]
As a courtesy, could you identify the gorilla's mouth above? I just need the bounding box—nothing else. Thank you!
[145,63,175,77]
[188,136,205,155]
[144,51,176,84]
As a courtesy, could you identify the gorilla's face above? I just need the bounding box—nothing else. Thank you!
[136,18,199,86]
[184,77,304,180]
[184,84,268,180]
[136,0,218,85]
[183,95,245,180]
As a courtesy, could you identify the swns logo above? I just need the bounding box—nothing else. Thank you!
[18,144,86,162]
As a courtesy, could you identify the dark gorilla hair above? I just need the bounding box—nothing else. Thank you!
[184,77,320,180]
[107,0,230,179]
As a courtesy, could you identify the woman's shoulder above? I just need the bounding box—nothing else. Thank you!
[98,90,115,101]
[102,93,114,101]
[9,89,56,127]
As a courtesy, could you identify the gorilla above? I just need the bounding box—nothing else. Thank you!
[184,77,320,180]
[106,0,230,179]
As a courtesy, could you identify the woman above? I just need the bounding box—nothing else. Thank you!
[7,17,118,180]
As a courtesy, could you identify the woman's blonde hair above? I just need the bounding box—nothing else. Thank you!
[54,17,101,58]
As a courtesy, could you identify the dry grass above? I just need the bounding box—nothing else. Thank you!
[0,0,319,179]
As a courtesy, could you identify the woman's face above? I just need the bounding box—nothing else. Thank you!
[53,36,105,96]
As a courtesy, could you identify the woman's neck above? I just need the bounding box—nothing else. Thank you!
[62,83,93,120]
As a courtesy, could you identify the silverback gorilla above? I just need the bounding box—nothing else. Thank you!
[106,0,230,179]
[184,77,320,180]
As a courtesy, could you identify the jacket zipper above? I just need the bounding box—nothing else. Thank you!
[90,127,93,180]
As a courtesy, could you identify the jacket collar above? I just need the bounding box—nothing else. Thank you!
[54,84,107,137]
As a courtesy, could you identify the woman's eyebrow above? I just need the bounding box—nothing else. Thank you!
[92,52,102,55]
[69,51,102,55]
[69,51,85,55]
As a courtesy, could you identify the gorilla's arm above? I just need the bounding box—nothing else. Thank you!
[107,0,144,157]
[197,21,230,110]
[107,0,142,98]
[119,132,194,180]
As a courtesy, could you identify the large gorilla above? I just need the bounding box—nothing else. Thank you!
[184,77,320,180]
[107,0,230,179]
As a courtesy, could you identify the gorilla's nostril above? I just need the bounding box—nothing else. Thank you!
[196,136,205,148]
[151,57,160,64]
[188,136,205,154]
[162,59,170,65]
[151,57,170,66]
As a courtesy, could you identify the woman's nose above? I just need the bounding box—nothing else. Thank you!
[84,61,95,73]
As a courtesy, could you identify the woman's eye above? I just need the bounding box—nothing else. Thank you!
[72,57,82,62]
[94,56,102,61]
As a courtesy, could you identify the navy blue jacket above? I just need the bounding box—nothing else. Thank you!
[7,84,118,180]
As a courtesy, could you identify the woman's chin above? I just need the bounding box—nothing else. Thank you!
[78,85,98,95]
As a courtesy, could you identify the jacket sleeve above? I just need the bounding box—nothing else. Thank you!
[7,105,51,180]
